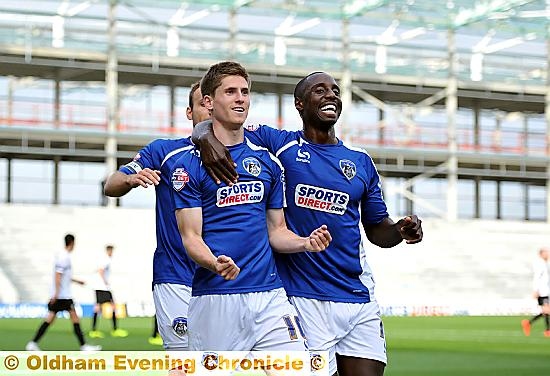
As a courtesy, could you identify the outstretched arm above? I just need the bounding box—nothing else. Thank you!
[266,208,331,253]
[363,215,423,248]
[104,170,161,197]
[192,120,238,185]
[175,207,239,280]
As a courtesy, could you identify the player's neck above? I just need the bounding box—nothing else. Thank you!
[212,120,244,146]
[302,125,337,145]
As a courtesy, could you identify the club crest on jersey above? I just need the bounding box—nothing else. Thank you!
[201,352,219,370]
[132,153,141,161]
[295,184,349,215]
[242,157,262,177]
[172,317,188,338]
[172,168,190,191]
[339,159,356,180]
[217,181,264,207]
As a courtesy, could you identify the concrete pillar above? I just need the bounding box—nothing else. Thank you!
[169,83,176,130]
[474,176,481,219]
[473,101,480,151]
[53,156,60,205]
[446,29,458,221]
[105,0,118,208]
[496,180,501,220]
[277,91,283,130]
[54,70,61,128]
[228,8,237,60]
[6,157,12,203]
[340,17,352,142]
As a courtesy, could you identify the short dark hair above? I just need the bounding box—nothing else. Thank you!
[294,71,325,100]
[188,81,201,108]
[64,234,75,247]
[200,61,250,98]
[106,244,114,251]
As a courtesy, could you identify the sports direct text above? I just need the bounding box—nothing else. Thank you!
[1,351,328,375]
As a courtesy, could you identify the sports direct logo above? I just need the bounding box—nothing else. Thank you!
[217,181,264,207]
[295,184,349,215]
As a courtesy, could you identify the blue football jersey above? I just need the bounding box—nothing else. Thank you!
[171,138,285,296]
[119,137,197,287]
[245,126,389,303]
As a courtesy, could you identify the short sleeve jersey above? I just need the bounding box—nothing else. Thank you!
[245,125,388,303]
[119,137,196,286]
[171,138,285,296]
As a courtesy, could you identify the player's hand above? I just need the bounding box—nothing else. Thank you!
[49,296,57,305]
[128,168,161,188]
[304,225,332,252]
[533,292,540,299]
[215,255,240,280]
[198,125,238,185]
[396,215,423,244]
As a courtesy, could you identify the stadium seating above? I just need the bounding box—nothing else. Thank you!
[0,203,547,315]
[0,203,154,306]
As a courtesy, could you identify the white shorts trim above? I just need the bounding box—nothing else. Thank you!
[153,283,192,350]
[290,297,387,375]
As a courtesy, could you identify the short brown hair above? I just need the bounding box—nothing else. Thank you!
[200,61,250,98]
[188,81,201,108]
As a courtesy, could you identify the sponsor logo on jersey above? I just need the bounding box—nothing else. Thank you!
[242,157,262,177]
[296,148,311,163]
[216,181,264,207]
[339,159,357,180]
[171,168,190,191]
[201,352,219,370]
[172,317,188,338]
[295,184,349,215]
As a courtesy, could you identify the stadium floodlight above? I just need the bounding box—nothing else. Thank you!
[52,15,64,48]
[470,53,483,82]
[274,36,287,66]
[273,15,320,66]
[375,45,387,74]
[166,27,179,57]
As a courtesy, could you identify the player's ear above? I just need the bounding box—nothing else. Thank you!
[203,95,214,111]
[186,106,192,121]
[294,97,303,112]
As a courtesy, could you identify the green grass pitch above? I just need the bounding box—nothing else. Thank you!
[0,316,549,375]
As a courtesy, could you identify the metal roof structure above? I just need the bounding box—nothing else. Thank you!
[0,0,547,97]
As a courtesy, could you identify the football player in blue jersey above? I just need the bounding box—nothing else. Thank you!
[103,82,213,351]
[193,71,423,376]
[172,61,332,352]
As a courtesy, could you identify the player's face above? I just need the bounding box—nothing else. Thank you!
[187,88,210,126]
[204,75,250,130]
[299,73,342,128]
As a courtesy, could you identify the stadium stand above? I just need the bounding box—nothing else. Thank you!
[0,204,154,307]
[1,203,548,315]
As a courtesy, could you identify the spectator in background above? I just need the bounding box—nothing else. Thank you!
[522,248,550,337]
[26,234,102,351]
[89,244,128,338]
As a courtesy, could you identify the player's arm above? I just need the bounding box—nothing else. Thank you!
[175,207,240,280]
[266,208,331,253]
[104,170,161,197]
[362,215,423,248]
[192,120,238,185]
[98,267,108,288]
[51,272,62,301]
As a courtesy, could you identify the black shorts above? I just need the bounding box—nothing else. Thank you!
[538,296,549,306]
[95,290,114,304]
[48,299,74,312]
